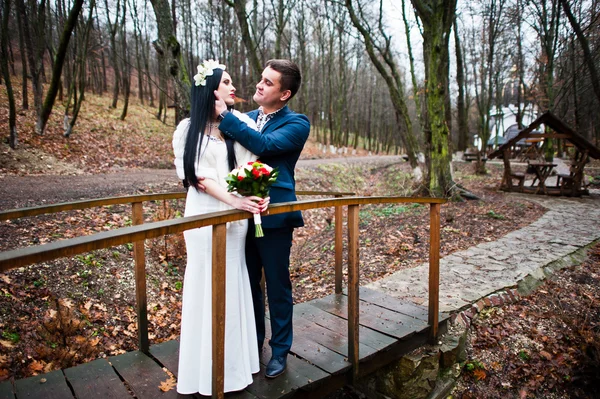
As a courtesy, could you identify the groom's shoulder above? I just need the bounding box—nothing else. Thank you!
[246,109,259,119]
[288,109,310,126]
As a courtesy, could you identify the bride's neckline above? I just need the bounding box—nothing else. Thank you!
[205,122,224,142]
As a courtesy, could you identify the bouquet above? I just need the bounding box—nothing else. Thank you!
[225,161,279,237]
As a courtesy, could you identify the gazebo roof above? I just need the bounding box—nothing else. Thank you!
[488,111,600,159]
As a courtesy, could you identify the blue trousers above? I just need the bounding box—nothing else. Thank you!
[245,226,294,357]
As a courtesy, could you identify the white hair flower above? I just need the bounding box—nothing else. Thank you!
[193,59,226,86]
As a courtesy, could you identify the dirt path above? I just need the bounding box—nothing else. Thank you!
[0,156,406,210]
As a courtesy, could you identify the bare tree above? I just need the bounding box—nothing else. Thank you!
[119,0,131,120]
[16,0,46,129]
[64,0,96,137]
[223,0,262,84]
[36,0,85,134]
[15,1,28,109]
[410,0,458,197]
[1,0,17,149]
[150,0,190,122]
[454,16,468,152]
[560,0,600,107]
[528,0,561,160]
[344,0,420,170]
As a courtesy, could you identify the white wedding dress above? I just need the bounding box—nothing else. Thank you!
[172,111,260,395]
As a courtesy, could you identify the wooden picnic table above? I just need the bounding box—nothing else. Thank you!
[528,161,557,194]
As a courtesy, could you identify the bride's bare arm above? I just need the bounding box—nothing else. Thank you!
[201,178,269,214]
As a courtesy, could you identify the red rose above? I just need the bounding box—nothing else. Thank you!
[260,167,269,176]
[252,168,261,178]
[237,175,244,181]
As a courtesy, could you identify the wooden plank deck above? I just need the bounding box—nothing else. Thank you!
[0,288,448,399]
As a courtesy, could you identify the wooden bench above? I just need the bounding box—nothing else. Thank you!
[463,152,478,162]
[510,173,526,191]
[557,150,589,196]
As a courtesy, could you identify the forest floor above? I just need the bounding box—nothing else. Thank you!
[1,88,599,397]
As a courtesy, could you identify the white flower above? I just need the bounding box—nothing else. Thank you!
[193,59,226,87]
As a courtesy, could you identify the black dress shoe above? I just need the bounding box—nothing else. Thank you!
[265,355,287,378]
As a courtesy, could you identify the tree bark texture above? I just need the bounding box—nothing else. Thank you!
[1,0,18,149]
[150,0,190,122]
[454,17,468,152]
[560,0,600,108]
[411,0,456,197]
[16,0,45,126]
[36,0,84,135]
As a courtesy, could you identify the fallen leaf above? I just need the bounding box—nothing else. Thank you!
[60,298,74,309]
[28,360,44,372]
[158,377,176,392]
[539,351,552,361]
[473,369,487,381]
[94,303,107,312]
[0,340,14,348]
[0,275,11,284]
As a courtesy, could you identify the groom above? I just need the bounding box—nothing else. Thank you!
[215,59,310,378]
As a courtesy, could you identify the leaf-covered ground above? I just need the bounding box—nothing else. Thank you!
[453,242,600,399]
[0,159,549,382]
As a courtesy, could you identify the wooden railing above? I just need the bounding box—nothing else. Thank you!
[0,194,445,399]
[0,190,353,352]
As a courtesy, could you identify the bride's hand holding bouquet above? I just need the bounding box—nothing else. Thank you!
[226,161,278,237]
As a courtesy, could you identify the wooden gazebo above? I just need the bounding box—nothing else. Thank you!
[488,111,600,196]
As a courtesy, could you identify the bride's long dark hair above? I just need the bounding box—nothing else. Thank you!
[183,67,236,190]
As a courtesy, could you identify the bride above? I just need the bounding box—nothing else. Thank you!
[172,60,265,395]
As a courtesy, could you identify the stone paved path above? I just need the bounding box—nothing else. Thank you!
[367,193,600,313]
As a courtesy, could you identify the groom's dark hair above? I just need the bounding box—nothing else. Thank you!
[266,59,302,100]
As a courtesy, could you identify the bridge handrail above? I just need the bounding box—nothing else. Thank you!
[0,195,445,399]
[0,190,356,221]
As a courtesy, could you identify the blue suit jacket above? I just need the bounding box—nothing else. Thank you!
[220,106,310,229]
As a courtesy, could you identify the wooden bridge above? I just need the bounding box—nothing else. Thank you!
[0,191,446,399]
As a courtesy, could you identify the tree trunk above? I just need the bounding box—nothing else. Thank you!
[150,0,190,122]
[411,0,457,197]
[402,0,421,124]
[105,0,121,109]
[130,0,144,104]
[120,0,130,120]
[16,0,45,127]
[36,0,85,135]
[560,0,600,107]
[1,0,17,149]
[454,17,468,152]
[15,3,28,110]
[224,0,265,85]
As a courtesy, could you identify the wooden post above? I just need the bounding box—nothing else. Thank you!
[334,195,343,294]
[212,223,227,399]
[131,202,149,353]
[428,203,441,343]
[347,204,360,381]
